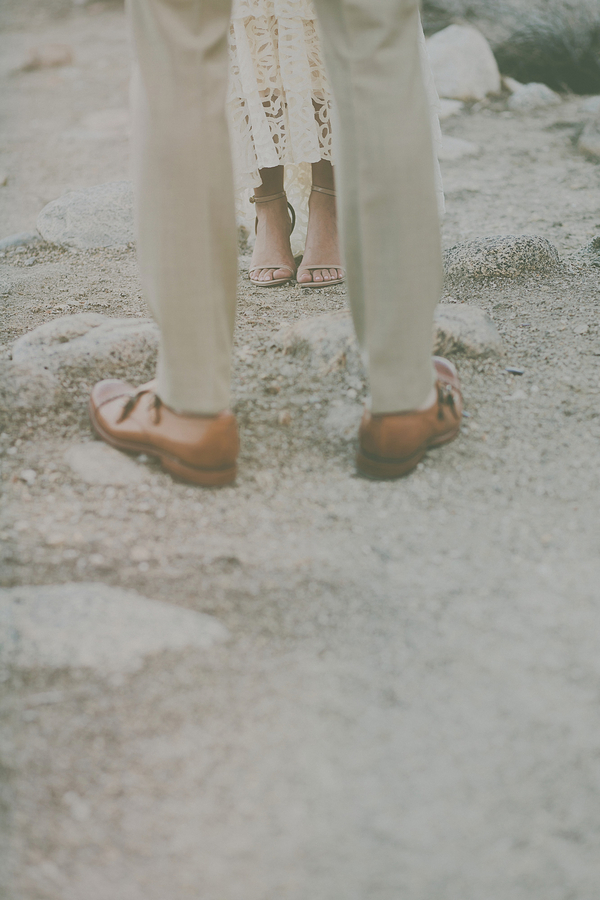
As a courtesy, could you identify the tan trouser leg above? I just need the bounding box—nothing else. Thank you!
[127,0,237,414]
[312,0,443,414]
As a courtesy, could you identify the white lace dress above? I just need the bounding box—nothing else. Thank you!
[227,0,444,254]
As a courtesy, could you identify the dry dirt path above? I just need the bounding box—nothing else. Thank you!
[1,4,600,899]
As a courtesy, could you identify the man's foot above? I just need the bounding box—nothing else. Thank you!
[297,186,344,286]
[249,192,297,285]
[89,380,239,486]
[356,358,463,479]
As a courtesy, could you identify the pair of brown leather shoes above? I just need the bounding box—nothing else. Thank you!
[89,357,462,486]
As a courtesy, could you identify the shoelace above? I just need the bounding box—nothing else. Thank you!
[437,380,459,421]
[117,386,162,425]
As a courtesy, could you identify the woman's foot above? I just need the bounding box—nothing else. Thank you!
[297,186,344,286]
[249,193,297,284]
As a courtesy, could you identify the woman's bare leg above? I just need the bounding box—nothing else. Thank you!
[297,159,344,285]
[250,165,296,283]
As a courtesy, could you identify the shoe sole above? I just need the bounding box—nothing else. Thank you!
[89,400,237,487]
[356,425,460,480]
[297,277,345,289]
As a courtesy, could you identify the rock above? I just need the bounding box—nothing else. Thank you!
[421,0,600,95]
[11,313,159,381]
[426,25,501,101]
[502,75,523,93]
[438,136,480,161]
[434,304,502,357]
[578,122,600,160]
[444,235,561,278]
[507,82,561,112]
[277,310,363,378]
[0,583,229,676]
[323,402,363,442]
[438,99,464,120]
[0,231,42,251]
[0,315,158,417]
[277,304,501,375]
[568,236,600,268]
[37,182,134,249]
[581,96,600,115]
[64,442,148,485]
[21,43,73,71]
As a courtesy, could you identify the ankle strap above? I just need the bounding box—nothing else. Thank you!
[250,191,287,204]
[311,185,336,197]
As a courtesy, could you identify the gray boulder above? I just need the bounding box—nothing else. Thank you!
[434,304,502,358]
[426,25,501,101]
[37,181,134,249]
[0,583,229,677]
[444,235,561,278]
[507,82,562,113]
[0,314,158,417]
[421,0,600,95]
[277,304,502,372]
[11,313,158,380]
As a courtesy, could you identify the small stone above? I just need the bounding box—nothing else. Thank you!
[505,366,525,375]
[19,469,37,485]
[444,235,561,278]
[507,82,562,112]
[64,442,148,486]
[505,389,527,402]
[0,173,8,188]
[578,122,600,160]
[21,44,73,71]
[88,554,106,567]
[573,323,589,335]
[502,76,523,94]
[278,410,292,426]
[0,583,229,675]
[434,305,503,358]
[426,25,501,101]
[37,182,134,249]
[438,136,480,161]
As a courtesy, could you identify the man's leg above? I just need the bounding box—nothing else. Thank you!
[128,0,237,415]
[312,0,442,414]
[89,0,239,487]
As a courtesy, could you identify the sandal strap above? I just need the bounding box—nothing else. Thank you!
[249,191,287,204]
[311,185,336,197]
[298,265,344,271]
[249,264,295,275]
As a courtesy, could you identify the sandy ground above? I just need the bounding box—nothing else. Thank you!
[2,3,600,899]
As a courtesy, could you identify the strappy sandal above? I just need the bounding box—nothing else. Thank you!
[296,185,346,289]
[248,190,297,287]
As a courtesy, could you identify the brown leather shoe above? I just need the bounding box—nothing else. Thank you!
[89,380,239,486]
[356,357,463,479]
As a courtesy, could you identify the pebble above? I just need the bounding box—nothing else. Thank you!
[426,24,501,101]
[0,583,229,675]
[444,235,561,278]
[0,173,7,188]
[581,96,600,115]
[507,82,562,112]
[573,323,589,335]
[37,181,134,249]
[19,469,37,485]
[64,442,148,486]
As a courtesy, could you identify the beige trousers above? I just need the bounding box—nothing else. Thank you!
[127,0,442,415]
